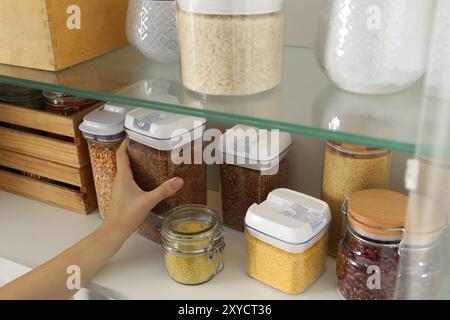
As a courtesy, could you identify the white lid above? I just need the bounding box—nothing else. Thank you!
[79,103,134,138]
[125,108,206,151]
[245,188,331,254]
[217,124,292,171]
[178,0,284,15]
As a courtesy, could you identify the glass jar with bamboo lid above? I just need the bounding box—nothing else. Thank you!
[322,141,391,256]
[337,189,407,300]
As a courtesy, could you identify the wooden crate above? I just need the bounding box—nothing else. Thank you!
[0,0,129,71]
[0,101,102,214]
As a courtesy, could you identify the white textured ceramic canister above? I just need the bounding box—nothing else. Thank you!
[316,0,435,94]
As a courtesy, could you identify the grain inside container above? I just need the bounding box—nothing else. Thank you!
[322,141,391,256]
[218,125,291,231]
[176,0,284,96]
[125,108,207,243]
[245,188,331,294]
[337,189,407,300]
[80,104,134,219]
[161,205,225,285]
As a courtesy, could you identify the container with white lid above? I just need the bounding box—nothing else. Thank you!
[218,125,292,231]
[245,188,331,294]
[176,0,284,96]
[79,103,134,219]
[125,108,207,242]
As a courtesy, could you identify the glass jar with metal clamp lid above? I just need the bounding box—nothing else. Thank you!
[336,189,407,300]
[161,205,225,285]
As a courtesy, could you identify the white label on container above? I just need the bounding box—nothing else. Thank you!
[280,203,325,229]
[133,112,169,132]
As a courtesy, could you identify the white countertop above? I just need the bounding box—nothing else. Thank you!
[0,190,339,300]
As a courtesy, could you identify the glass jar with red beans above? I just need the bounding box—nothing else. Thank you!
[336,189,407,300]
[43,91,96,116]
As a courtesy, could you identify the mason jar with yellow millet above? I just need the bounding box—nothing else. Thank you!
[322,141,392,256]
[161,205,225,285]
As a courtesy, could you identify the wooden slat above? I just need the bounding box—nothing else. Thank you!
[0,169,91,214]
[0,102,76,137]
[0,126,85,168]
[78,165,98,213]
[0,148,83,186]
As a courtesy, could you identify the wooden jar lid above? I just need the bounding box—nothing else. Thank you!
[348,189,407,238]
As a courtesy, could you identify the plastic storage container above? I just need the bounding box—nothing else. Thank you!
[139,212,165,244]
[177,0,284,96]
[126,0,179,63]
[245,188,331,294]
[161,205,225,285]
[125,108,207,241]
[316,0,435,94]
[322,141,391,256]
[43,91,96,116]
[337,189,407,300]
[0,84,44,109]
[218,125,291,231]
[79,104,133,219]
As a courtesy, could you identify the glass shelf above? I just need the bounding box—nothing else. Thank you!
[0,45,435,154]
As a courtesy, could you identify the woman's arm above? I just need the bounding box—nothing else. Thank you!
[0,141,184,300]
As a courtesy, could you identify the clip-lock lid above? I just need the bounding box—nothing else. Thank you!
[218,124,292,169]
[79,103,134,139]
[245,188,331,251]
[125,108,206,150]
[178,0,284,15]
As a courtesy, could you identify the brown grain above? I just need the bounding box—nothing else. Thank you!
[220,157,289,231]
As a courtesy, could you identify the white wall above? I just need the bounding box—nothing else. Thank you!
[285,0,325,47]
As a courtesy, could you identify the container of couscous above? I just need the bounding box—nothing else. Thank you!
[245,188,331,294]
[176,0,284,96]
[322,141,391,256]
[161,205,225,285]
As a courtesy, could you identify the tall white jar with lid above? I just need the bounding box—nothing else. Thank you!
[176,0,284,96]
[316,0,435,94]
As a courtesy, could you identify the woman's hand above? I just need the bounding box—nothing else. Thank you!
[102,140,184,239]
[0,140,184,300]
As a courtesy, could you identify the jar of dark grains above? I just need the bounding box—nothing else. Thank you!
[125,108,207,243]
[218,125,292,231]
[43,91,96,116]
[337,189,407,300]
[139,212,165,243]
[322,141,391,256]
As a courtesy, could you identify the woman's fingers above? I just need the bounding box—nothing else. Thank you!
[145,177,184,208]
[116,140,133,179]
